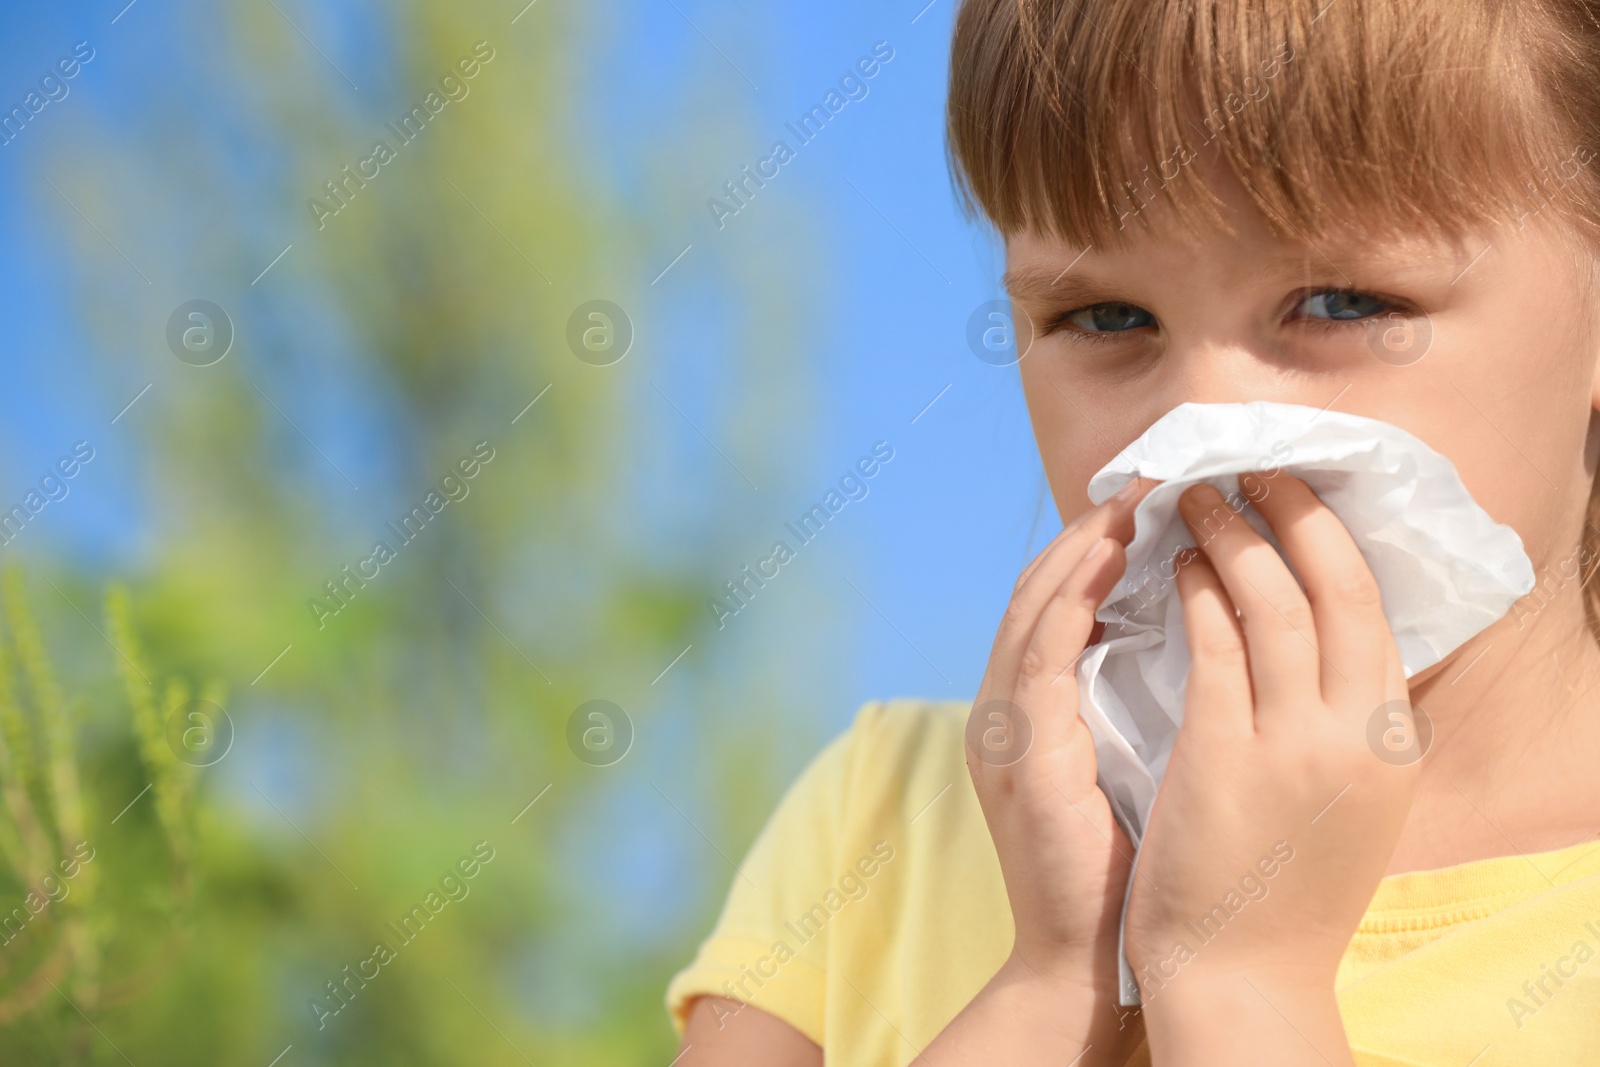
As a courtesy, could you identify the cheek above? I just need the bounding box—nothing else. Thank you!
[1346,309,1594,573]
[1441,402,1592,567]
[1455,229,1600,551]
[1019,360,1135,522]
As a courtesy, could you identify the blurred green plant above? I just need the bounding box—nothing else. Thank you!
[0,570,204,1063]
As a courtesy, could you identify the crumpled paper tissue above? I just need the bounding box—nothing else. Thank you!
[1074,401,1537,1005]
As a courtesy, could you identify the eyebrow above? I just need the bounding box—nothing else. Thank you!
[1000,264,1125,308]
[999,243,1432,307]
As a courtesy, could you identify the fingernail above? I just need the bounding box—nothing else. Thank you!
[1113,477,1144,502]
[1084,538,1108,561]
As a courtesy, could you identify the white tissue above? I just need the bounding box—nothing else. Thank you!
[1078,401,1536,1005]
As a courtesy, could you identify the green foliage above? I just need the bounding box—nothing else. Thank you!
[105,585,200,900]
[0,571,200,1061]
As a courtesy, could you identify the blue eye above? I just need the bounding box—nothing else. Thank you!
[1296,290,1391,320]
[1062,302,1155,333]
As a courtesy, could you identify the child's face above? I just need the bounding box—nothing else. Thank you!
[1005,160,1600,581]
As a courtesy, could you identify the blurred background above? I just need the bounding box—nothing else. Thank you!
[0,0,1054,1062]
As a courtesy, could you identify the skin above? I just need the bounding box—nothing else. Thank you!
[679,150,1600,1064]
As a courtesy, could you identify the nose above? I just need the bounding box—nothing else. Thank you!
[1141,333,1301,415]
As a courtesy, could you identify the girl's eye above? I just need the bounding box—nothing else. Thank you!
[1057,302,1156,335]
[1294,289,1392,321]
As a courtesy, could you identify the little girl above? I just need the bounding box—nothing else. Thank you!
[666,0,1600,1062]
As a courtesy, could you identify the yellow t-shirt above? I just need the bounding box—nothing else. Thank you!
[665,698,1600,1066]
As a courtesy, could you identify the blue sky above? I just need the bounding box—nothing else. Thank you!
[588,0,1056,727]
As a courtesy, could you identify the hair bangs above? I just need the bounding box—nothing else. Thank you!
[948,0,1598,251]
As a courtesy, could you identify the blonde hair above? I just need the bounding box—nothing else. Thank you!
[945,0,1600,639]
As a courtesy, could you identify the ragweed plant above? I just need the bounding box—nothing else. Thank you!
[0,568,209,1057]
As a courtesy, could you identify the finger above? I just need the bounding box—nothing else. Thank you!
[1174,547,1253,739]
[986,477,1158,693]
[1240,471,1395,706]
[1014,475,1158,590]
[1008,536,1127,791]
[1178,482,1320,716]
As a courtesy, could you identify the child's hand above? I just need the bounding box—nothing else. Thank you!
[953,476,1155,1059]
[1125,471,1418,1062]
